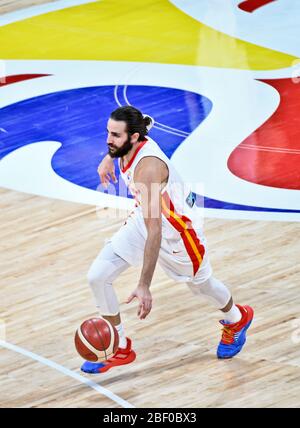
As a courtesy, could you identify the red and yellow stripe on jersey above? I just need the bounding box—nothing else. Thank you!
[161,192,205,276]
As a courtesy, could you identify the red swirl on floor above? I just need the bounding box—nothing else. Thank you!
[238,0,276,13]
[228,77,300,190]
[0,74,50,87]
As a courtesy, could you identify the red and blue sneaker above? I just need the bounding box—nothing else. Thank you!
[217,304,254,359]
[81,337,136,374]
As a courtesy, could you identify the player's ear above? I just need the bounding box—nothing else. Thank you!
[130,132,140,143]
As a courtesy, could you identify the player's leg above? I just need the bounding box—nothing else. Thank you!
[87,240,129,347]
[187,276,241,323]
[83,214,146,373]
[159,240,253,359]
[81,241,136,373]
[189,274,254,359]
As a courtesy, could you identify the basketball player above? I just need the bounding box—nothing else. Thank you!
[81,106,254,374]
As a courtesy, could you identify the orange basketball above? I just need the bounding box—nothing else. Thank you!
[74,317,119,362]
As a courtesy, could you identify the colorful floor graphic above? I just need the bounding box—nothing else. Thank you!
[0,0,299,220]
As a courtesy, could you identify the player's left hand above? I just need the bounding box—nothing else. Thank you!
[126,284,152,320]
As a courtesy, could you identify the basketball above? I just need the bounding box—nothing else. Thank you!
[74,318,119,362]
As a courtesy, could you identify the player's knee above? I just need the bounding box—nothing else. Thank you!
[87,268,98,289]
[87,260,112,290]
[187,276,213,296]
[87,262,120,314]
[187,281,203,296]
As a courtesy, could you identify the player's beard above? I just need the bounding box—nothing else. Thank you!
[108,136,133,158]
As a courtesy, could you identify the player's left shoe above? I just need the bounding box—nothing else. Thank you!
[81,337,136,374]
[217,304,254,359]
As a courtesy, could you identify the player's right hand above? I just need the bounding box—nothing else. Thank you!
[97,155,118,188]
[126,284,153,320]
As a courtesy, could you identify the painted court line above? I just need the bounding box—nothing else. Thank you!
[240,144,300,154]
[0,339,135,408]
[123,85,190,137]
[115,84,189,138]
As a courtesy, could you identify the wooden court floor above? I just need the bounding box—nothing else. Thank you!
[1,0,300,409]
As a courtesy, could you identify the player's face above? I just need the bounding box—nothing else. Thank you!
[106,118,133,158]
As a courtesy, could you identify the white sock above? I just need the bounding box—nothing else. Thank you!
[115,323,127,349]
[223,304,242,324]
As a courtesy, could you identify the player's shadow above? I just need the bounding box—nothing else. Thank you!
[98,352,216,386]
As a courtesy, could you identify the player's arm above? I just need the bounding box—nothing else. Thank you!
[138,157,163,287]
[126,157,167,319]
[97,154,118,188]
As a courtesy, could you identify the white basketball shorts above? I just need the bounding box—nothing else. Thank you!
[109,212,212,285]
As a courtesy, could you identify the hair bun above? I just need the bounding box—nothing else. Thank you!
[143,114,155,132]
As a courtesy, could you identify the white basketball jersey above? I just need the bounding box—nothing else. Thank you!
[118,138,206,276]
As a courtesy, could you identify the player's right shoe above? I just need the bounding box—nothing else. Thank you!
[81,337,136,374]
[217,304,254,359]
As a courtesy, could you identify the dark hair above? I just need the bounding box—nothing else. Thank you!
[110,106,153,142]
